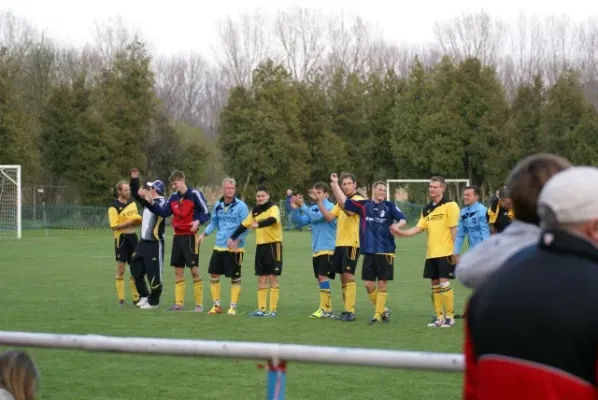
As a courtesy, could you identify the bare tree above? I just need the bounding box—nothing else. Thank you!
[433,10,507,67]
[92,16,143,67]
[324,13,376,76]
[540,14,579,84]
[0,11,36,59]
[213,10,277,87]
[154,52,209,125]
[577,18,598,83]
[273,7,327,81]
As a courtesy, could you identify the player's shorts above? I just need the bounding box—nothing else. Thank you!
[208,250,243,279]
[312,253,334,279]
[332,246,360,276]
[114,233,138,264]
[130,239,164,277]
[361,254,394,281]
[170,234,199,268]
[255,242,283,276]
[423,256,455,280]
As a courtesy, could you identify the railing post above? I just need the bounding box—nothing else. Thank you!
[266,358,286,400]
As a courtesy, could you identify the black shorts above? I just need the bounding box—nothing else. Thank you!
[362,254,394,281]
[114,233,138,264]
[171,234,199,268]
[332,246,360,276]
[255,242,283,276]
[208,250,243,279]
[423,256,455,279]
[131,240,165,276]
[312,254,334,279]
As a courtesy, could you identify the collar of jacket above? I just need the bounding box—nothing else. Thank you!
[539,228,598,263]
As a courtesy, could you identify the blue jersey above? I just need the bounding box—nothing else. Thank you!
[343,199,407,254]
[291,200,337,255]
[454,201,491,255]
[203,197,250,251]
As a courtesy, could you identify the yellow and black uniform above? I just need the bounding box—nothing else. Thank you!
[108,199,142,303]
[108,199,142,264]
[330,192,364,318]
[417,197,460,321]
[487,197,514,233]
[230,201,283,313]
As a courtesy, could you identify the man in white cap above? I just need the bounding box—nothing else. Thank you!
[463,166,598,400]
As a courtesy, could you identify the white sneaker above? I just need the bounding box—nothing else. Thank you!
[441,318,455,328]
[140,303,158,309]
[136,297,149,308]
[427,318,445,327]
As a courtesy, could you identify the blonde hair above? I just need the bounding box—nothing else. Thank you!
[0,351,40,400]
[222,177,236,187]
[115,180,129,192]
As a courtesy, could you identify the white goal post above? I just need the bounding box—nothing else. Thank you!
[386,179,471,201]
[0,165,22,239]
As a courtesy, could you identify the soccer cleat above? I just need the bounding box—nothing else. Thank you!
[265,311,277,317]
[227,307,237,315]
[167,304,184,311]
[369,317,381,325]
[454,313,466,319]
[136,297,149,308]
[336,311,348,321]
[208,305,222,315]
[323,311,335,318]
[441,318,455,328]
[343,312,356,322]
[381,309,391,323]
[427,318,445,327]
[140,303,158,309]
[309,309,325,319]
[119,300,126,306]
[249,310,266,317]
[193,305,204,312]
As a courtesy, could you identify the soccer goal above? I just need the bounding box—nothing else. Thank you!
[0,165,22,239]
[386,179,471,204]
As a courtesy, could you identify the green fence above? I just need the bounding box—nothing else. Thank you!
[22,200,428,231]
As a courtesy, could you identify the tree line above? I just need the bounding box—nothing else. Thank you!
[1,9,597,204]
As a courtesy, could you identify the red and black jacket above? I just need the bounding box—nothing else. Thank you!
[147,186,209,235]
[464,229,598,400]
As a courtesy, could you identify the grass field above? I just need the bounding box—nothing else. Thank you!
[0,229,470,400]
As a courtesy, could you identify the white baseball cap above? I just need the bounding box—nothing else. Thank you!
[538,166,598,224]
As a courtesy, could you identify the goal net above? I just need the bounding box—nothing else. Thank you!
[386,179,470,222]
[0,165,22,239]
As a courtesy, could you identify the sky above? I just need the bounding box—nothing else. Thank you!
[1,0,595,61]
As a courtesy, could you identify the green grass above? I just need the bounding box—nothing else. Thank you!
[0,229,470,399]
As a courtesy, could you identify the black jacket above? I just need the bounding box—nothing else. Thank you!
[465,229,598,400]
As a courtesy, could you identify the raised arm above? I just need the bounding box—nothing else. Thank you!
[292,207,311,228]
[330,173,347,207]
[145,195,173,218]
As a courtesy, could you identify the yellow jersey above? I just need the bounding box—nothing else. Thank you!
[242,201,282,245]
[416,198,460,259]
[331,193,364,248]
[108,200,141,240]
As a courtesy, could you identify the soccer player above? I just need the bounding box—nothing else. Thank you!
[487,186,514,234]
[108,180,142,306]
[317,172,363,322]
[330,176,407,325]
[228,185,283,317]
[453,185,491,264]
[128,168,167,309]
[144,170,210,312]
[394,176,460,328]
[290,183,337,319]
[197,177,249,316]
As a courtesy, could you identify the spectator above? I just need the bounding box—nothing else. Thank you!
[464,166,598,400]
[0,350,40,400]
[455,153,571,289]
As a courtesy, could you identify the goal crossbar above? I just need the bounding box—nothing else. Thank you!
[0,330,464,372]
[386,179,470,201]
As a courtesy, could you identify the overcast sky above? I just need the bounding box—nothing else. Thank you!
[1,0,595,60]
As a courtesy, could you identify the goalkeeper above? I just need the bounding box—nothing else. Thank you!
[108,180,142,306]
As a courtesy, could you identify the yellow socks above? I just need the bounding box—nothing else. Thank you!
[270,286,280,312]
[210,278,221,306]
[440,281,454,319]
[432,285,443,319]
[193,278,203,306]
[258,288,268,312]
[116,276,125,301]
[319,280,332,312]
[375,290,388,318]
[341,284,347,304]
[175,279,185,306]
[345,281,357,313]
[231,281,241,307]
[368,288,378,306]
[129,277,139,302]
